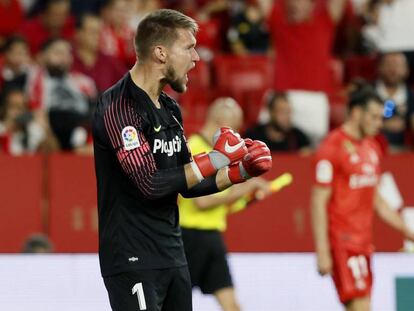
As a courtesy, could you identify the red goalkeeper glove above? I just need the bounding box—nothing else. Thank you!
[228,139,272,184]
[192,127,248,181]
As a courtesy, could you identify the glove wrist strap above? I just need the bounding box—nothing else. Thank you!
[193,153,217,178]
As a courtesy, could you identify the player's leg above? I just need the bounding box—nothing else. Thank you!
[201,231,241,311]
[161,266,193,311]
[344,296,371,311]
[214,287,241,311]
[181,228,210,289]
[331,248,373,310]
[103,270,167,311]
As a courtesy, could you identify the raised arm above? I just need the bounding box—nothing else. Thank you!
[327,0,347,23]
[99,98,249,200]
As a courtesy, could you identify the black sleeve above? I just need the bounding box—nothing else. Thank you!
[180,174,220,198]
[102,96,188,200]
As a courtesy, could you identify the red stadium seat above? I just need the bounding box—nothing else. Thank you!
[344,54,379,83]
[213,55,274,127]
[187,59,211,90]
[329,57,345,94]
[213,54,274,96]
[328,93,347,129]
[179,88,210,136]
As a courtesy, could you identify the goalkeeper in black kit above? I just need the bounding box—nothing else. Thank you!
[92,9,272,311]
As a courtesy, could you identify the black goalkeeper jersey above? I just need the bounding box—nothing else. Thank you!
[93,73,194,277]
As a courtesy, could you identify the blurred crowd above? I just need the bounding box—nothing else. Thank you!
[0,0,414,156]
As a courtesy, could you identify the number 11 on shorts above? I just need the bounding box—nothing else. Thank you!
[347,255,368,290]
[132,283,147,310]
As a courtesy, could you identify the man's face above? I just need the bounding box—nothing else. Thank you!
[44,40,72,76]
[5,42,30,71]
[270,98,292,132]
[107,0,129,28]
[77,16,102,52]
[379,53,408,87]
[44,1,70,31]
[164,28,200,93]
[285,0,314,23]
[359,101,384,137]
[5,91,27,121]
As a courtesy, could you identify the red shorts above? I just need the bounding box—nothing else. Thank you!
[331,248,373,304]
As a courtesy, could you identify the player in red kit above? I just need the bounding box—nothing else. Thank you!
[311,83,414,311]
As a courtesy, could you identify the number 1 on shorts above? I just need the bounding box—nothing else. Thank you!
[132,283,147,310]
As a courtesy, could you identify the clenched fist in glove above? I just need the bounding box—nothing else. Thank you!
[228,139,272,184]
[192,127,248,181]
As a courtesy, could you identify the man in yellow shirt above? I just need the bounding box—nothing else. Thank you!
[179,98,271,311]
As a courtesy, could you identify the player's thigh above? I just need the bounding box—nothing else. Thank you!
[331,248,372,305]
[204,233,233,293]
[162,266,192,311]
[345,296,371,311]
[181,229,209,287]
[103,270,165,311]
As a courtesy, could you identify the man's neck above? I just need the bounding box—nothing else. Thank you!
[130,62,165,108]
[77,47,98,67]
[383,83,401,96]
[265,123,285,141]
[342,121,363,140]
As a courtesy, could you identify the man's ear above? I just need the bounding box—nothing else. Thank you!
[154,46,167,63]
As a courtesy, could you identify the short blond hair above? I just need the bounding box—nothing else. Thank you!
[135,9,198,61]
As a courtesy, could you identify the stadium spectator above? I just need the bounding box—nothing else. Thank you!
[72,14,126,93]
[228,1,270,55]
[19,0,75,54]
[0,0,24,45]
[99,0,136,67]
[267,0,347,93]
[246,91,311,154]
[0,88,59,155]
[362,0,414,75]
[375,52,414,151]
[22,233,53,253]
[26,38,96,150]
[0,36,31,92]
[179,97,271,311]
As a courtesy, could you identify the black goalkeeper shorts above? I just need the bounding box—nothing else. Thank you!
[103,266,192,311]
[182,228,233,294]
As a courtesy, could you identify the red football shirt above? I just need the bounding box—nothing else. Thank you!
[0,0,23,38]
[19,16,75,54]
[72,51,126,93]
[314,128,382,254]
[267,1,335,92]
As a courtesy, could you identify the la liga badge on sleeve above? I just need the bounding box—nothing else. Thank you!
[122,126,140,151]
